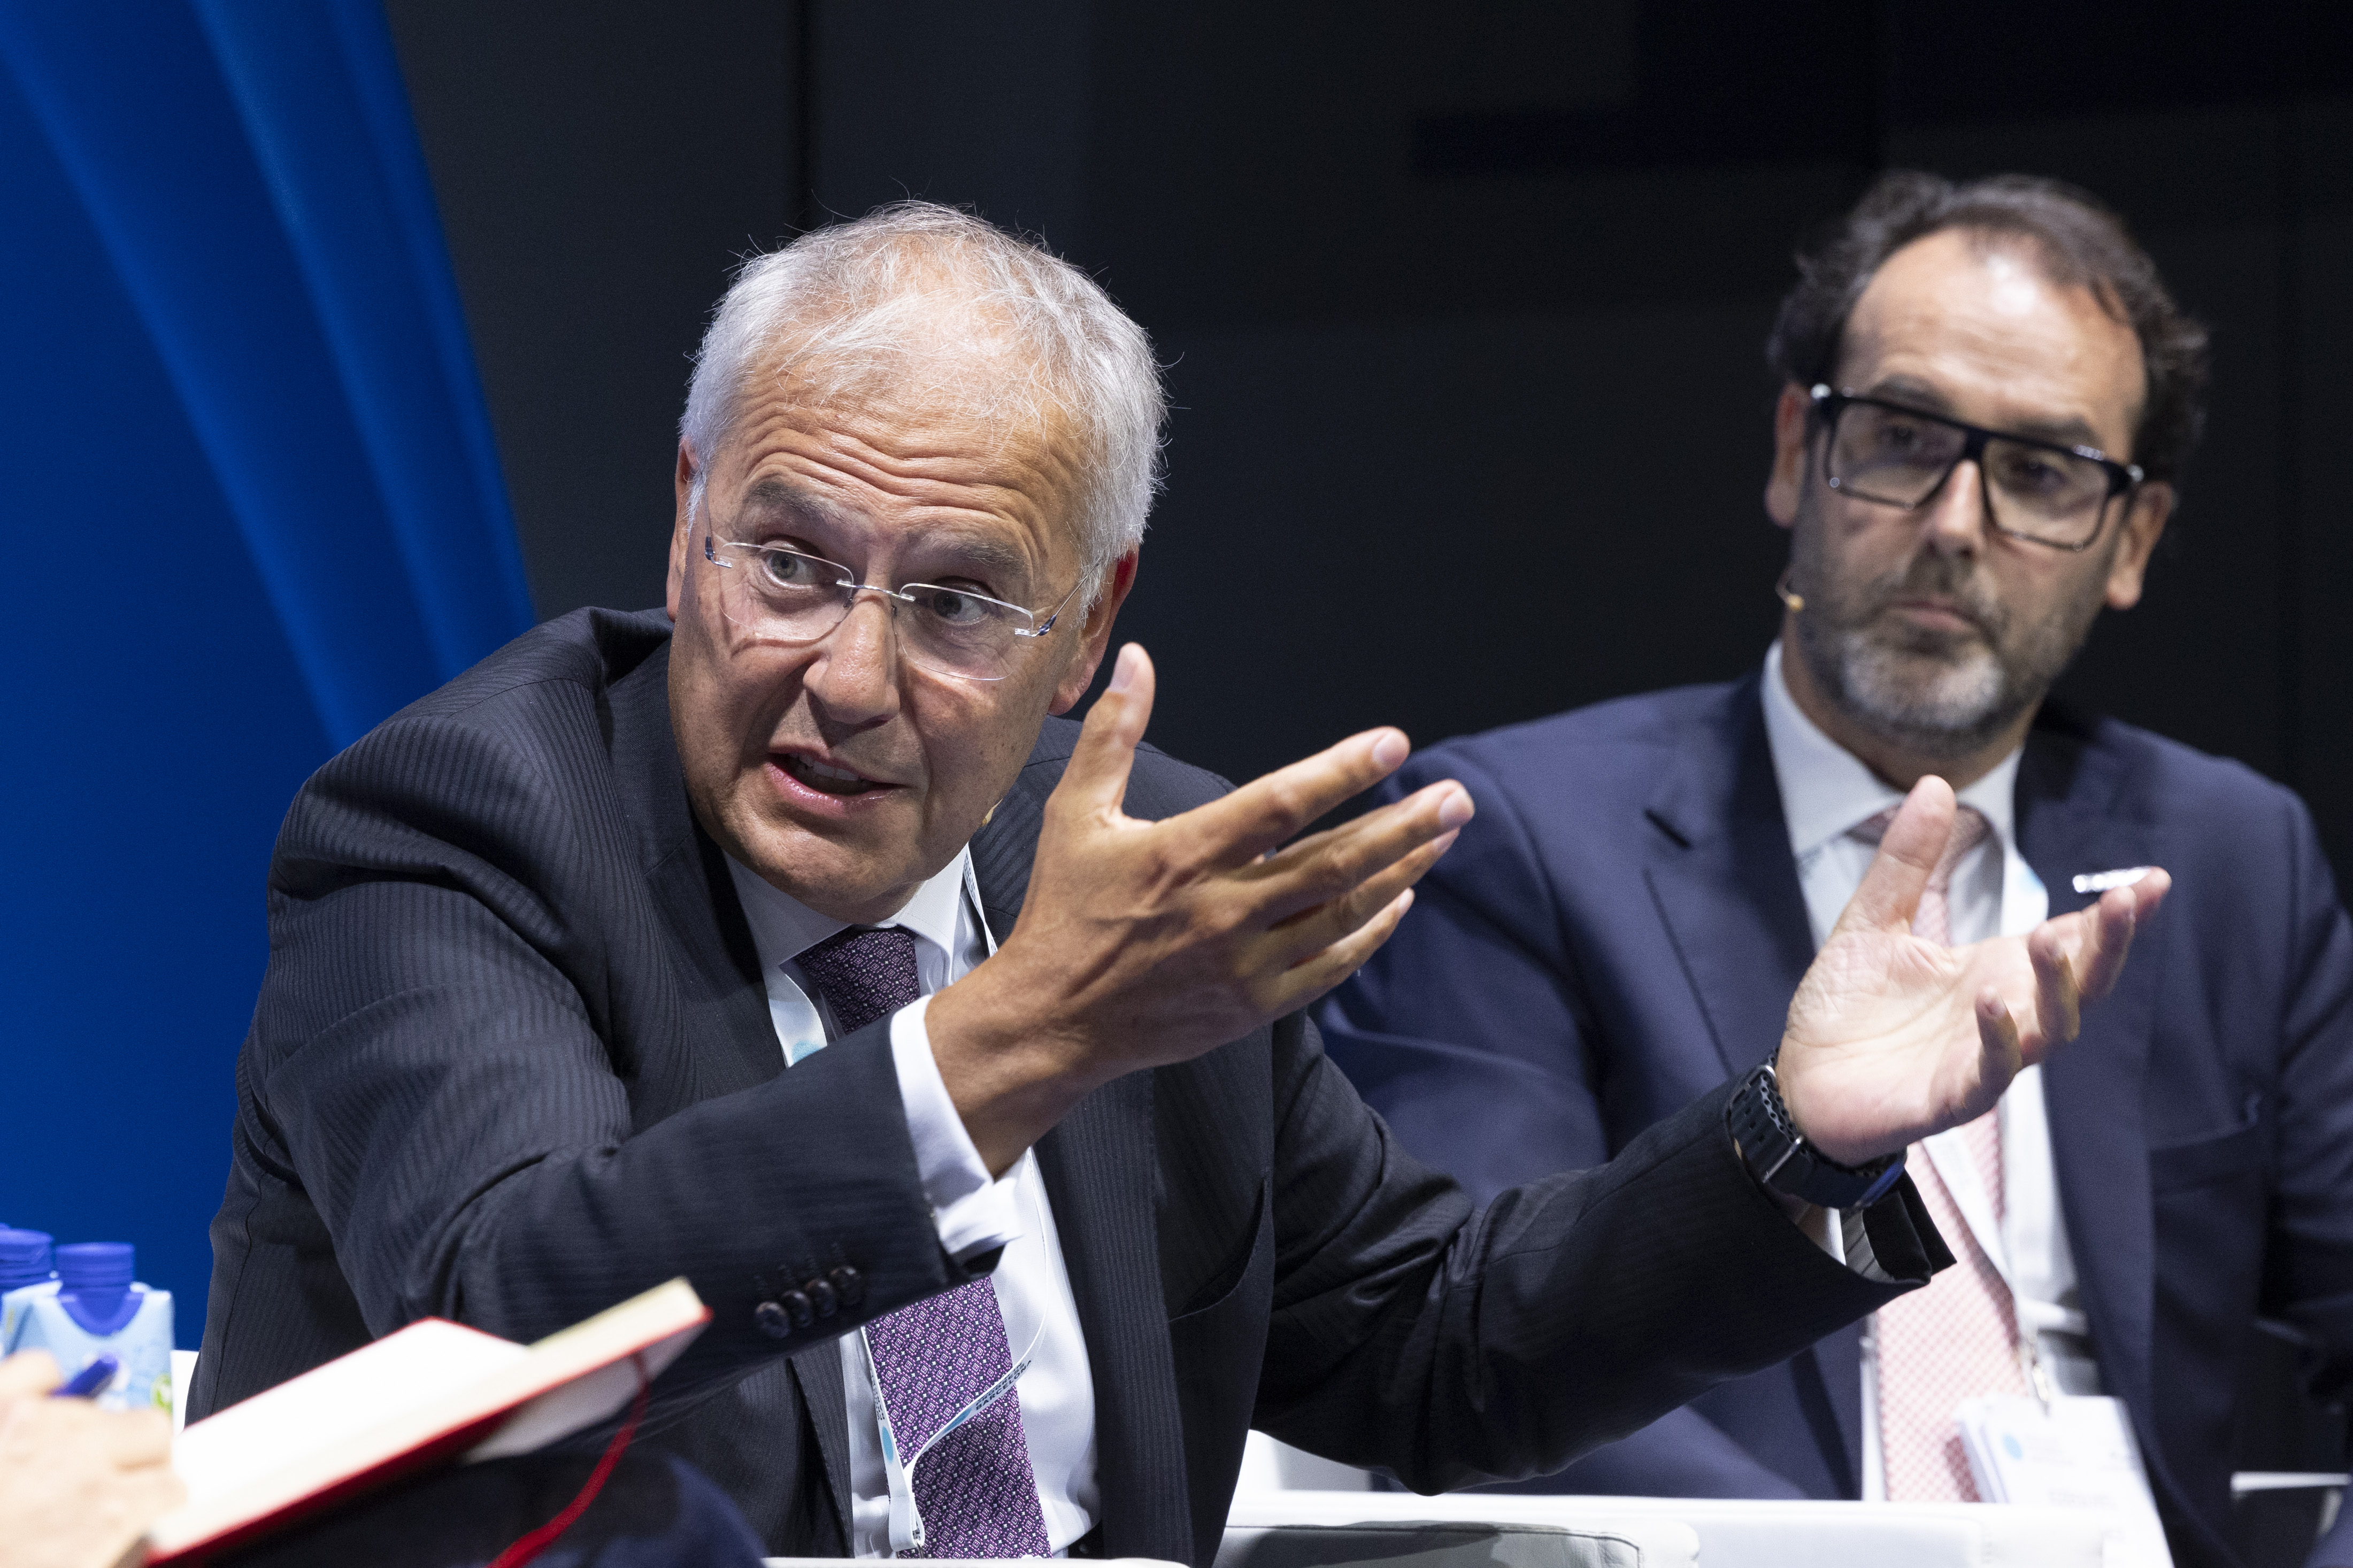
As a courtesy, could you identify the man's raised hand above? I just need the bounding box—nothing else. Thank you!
[1776,775,2169,1167]
[927,644,1472,1172]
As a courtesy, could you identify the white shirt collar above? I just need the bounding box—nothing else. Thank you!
[725,844,973,969]
[1760,639,2021,859]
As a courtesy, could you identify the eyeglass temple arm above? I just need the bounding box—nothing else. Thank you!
[1017,578,1087,639]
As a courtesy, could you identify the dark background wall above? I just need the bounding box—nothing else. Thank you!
[382,0,2353,869]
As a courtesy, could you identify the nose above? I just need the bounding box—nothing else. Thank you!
[1918,457,1990,555]
[801,592,903,728]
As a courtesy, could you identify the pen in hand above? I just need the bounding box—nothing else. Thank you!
[49,1355,120,1400]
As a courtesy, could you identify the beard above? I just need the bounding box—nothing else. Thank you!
[1785,495,2109,763]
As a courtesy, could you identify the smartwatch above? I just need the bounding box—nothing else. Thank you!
[1727,1061,1907,1210]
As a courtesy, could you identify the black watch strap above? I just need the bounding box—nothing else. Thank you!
[1727,1062,1906,1210]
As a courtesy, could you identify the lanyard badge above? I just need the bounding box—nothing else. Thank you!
[864,1166,1048,1558]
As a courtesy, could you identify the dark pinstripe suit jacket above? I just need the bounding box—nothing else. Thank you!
[190,608,1943,1564]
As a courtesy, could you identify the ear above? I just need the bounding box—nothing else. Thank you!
[2103,481,2172,611]
[1764,382,1814,529]
[666,441,699,622]
[1050,549,1140,715]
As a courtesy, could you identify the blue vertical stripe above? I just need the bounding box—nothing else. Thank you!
[0,0,530,747]
[0,0,532,1345]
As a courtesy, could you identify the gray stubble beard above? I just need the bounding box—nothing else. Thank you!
[1784,490,2109,765]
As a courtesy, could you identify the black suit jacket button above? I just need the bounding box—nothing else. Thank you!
[781,1289,814,1328]
[806,1278,839,1318]
[829,1265,865,1307]
[755,1300,792,1339]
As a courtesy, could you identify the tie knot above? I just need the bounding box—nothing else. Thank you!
[797,925,920,1037]
[1849,802,1991,889]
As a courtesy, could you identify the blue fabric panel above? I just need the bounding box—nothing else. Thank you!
[194,0,533,682]
[0,1,532,1348]
[0,0,531,747]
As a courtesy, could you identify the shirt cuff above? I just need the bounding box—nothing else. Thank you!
[1805,1201,1844,1263]
[890,995,1025,1263]
[1840,1200,1900,1283]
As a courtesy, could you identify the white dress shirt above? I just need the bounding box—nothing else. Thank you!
[1758,642,2101,1500]
[724,851,1099,1555]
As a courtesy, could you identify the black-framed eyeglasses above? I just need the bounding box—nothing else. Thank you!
[700,523,1078,683]
[1809,384,2143,551]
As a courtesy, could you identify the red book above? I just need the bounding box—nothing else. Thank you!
[150,1278,710,1562]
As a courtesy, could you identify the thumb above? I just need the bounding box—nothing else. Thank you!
[1831,775,1955,939]
[1058,643,1155,819]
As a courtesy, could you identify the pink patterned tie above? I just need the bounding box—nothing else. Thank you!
[796,926,1051,1558]
[1847,805,2022,1500]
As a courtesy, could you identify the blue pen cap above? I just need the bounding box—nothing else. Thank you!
[0,1228,53,1290]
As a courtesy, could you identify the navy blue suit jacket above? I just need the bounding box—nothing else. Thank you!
[1322,670,2353,1568]
[191,615,1943,1565]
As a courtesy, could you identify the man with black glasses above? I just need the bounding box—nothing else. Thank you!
[1324,172,2353,1568]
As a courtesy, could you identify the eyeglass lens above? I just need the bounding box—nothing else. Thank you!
[715,540,1039,679]
[1828,403,2114,546]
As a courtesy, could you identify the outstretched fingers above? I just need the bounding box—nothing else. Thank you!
[1268,889,1417,1013]
[2074,869,2169,1001]
[1972,986,2025,1108]
[1830,775,1956,940]
[1190,727,1416,869]
[2026,924,2080,1057]
[1056,644,1157,820]
[1251,781,1472,920]
[1264,818,1460,966]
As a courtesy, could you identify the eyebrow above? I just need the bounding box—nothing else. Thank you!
[728,477,1042,594]
[1860,376,2113,455]
[732,476,858,531]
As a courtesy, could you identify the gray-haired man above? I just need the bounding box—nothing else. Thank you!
[193,203,2156,1562]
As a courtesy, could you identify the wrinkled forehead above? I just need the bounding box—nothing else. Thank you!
[736,304,1085,466]
[706,336,1091,575]
[755,283,1074,432]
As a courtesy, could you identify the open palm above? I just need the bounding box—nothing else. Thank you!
[1777,777,2167,1167]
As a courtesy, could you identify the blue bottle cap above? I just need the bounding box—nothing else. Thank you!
[0,1228,53,1290]
[57,1243,134,1291]
[56,1243,139,1337]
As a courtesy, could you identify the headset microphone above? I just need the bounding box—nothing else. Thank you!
[1774,567,1805,614]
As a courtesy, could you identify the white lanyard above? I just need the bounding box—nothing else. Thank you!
[863,1175,1048,1556]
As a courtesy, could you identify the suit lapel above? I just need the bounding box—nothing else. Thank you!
[2017,717,2167,1495]
[1643,673,1864,1493]
[611,632,851,1546]
[608,639,790,1100]
[1640,675,1819,1083]
[975,731,1187,1562]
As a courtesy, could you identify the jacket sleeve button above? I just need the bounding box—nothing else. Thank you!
[806,1278,840,1318]
[755,1300,793,1339]
[781,1289,815,1328]
[829,1265,866,1307]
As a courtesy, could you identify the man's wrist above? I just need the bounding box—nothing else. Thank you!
[1727,1062,1906,1210]
[924,955,1101,1176]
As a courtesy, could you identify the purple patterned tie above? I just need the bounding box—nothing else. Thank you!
[796,927,1052,1559]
